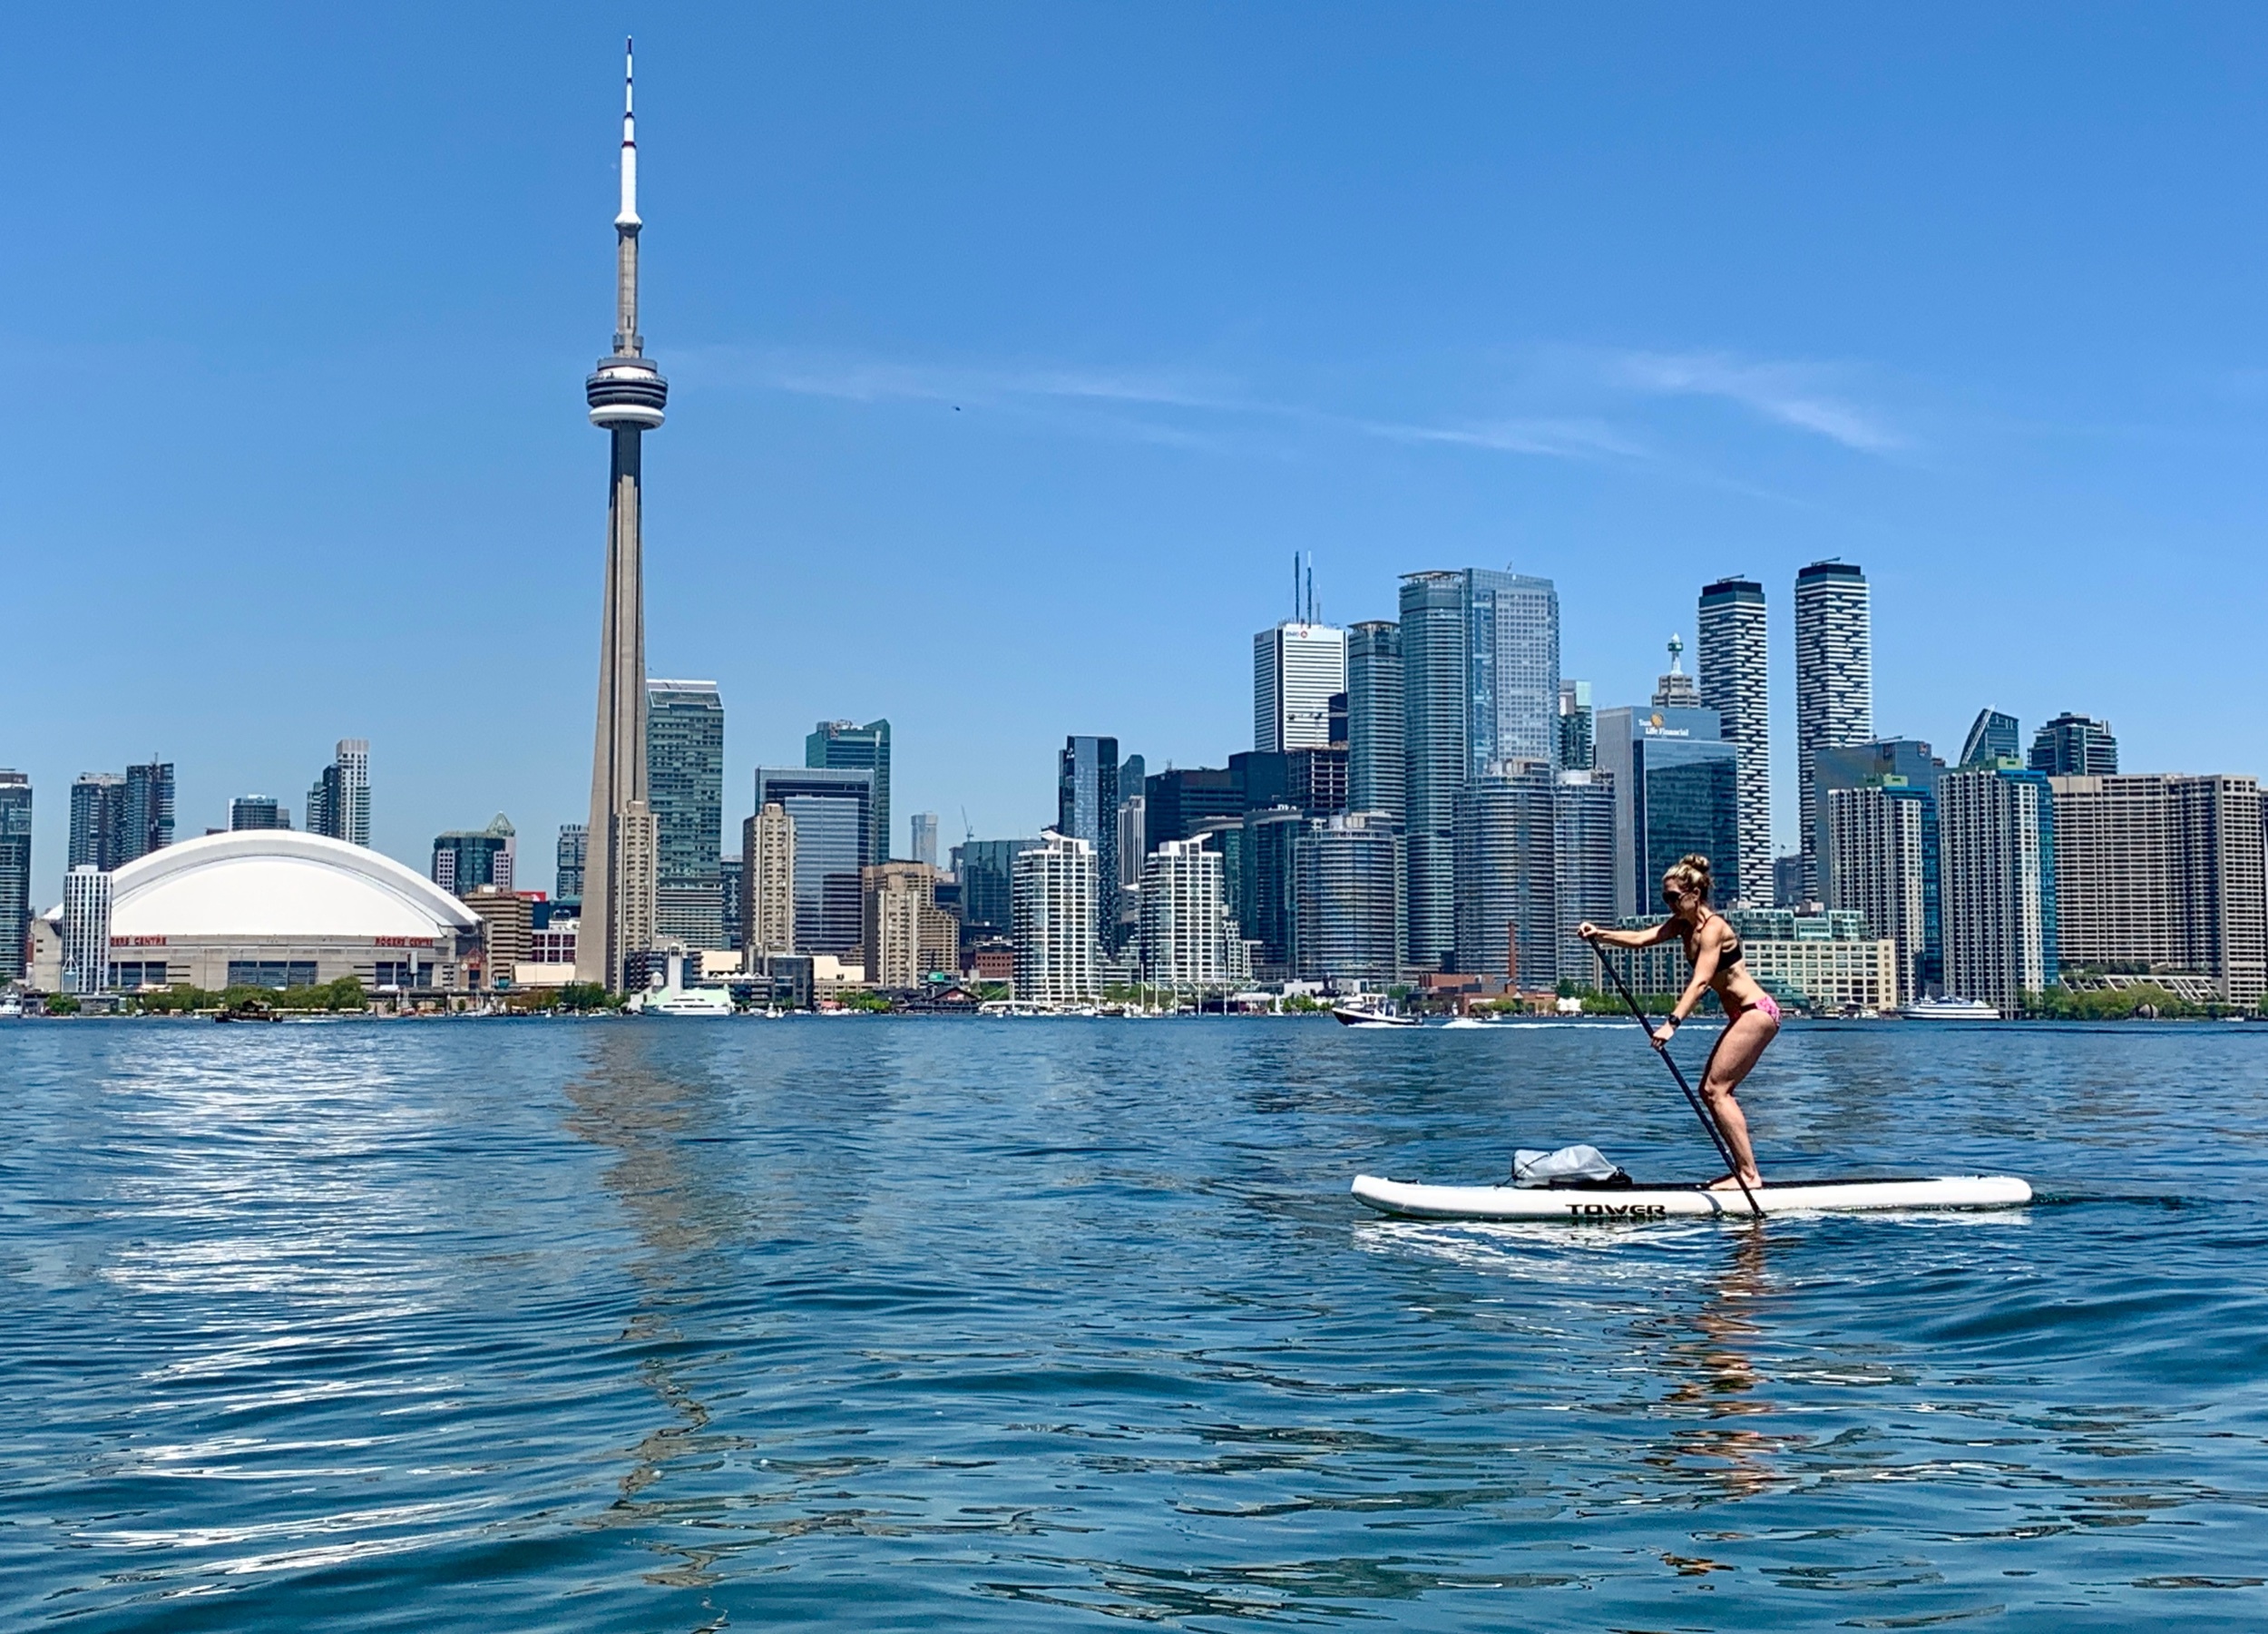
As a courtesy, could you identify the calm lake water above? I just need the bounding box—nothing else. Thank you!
[2,1015,2264,1630]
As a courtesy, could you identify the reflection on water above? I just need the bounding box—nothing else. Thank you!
[2,1018,2266,1630]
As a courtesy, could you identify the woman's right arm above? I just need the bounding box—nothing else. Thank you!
[1578,920,1677,949]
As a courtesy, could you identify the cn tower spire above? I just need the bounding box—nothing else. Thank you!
[616,38,640,234]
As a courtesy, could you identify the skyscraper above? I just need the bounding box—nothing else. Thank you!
[555,824,588,909]
[1697,577,1770,907]
[648,679,726,948]
[121,761,174,865]
[864,862,957,989]
[1940,765,2058,1014]
[1254,621,1347,753]
[579,42,667,992]
[910,812,939,869]
[1557,680,1594,773]
[229,796,288,831]
[1398,566,1561,968]
[1794,560,1872,903]
[1827,785,1935,1004]
[1058,736,1120,951]
[308,739,371,846]
[1454,760,1558,988]
[1346,621,1404,820]
[2029,713,2118,777]
[1960,709,2021,769]
[952,838,1040,940]
[433,816,517,897]
[807,720,892,866]
[1138,839,1245,994]
[754,768,874,957]
[1594,705,1740,922]
[1554,769,1616,987]
[1650,635,1700,708]
[0,770,30,983]
[68,774,126,871]
[1013,832,1100,1005]
[1289,812,1406,987]
[1240,806,1306,978]
[742,801,797,959]
[62,866,112,996]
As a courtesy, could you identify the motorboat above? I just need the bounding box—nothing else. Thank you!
[1901,995,1999,1021]
[1331,1002,1421,1028]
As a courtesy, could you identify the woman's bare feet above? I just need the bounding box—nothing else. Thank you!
[1706,1172,1765,1191]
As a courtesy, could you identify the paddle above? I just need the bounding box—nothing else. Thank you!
[1591,945,1765,1220]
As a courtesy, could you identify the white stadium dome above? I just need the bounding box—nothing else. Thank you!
[99,831,477,940]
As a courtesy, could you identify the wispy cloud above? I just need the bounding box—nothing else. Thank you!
[1608,349,1903,453]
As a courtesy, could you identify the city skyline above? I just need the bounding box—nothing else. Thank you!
[10,12,2268,899]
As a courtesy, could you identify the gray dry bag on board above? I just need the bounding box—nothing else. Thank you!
[1511,1145,1629,1189]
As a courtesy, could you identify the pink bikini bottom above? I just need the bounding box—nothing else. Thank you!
[1748,993,1782,1022]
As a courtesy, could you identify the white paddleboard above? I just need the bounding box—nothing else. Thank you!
[1351,1172,2032,1220]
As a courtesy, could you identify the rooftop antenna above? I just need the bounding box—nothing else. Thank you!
[1291,553,1299,624]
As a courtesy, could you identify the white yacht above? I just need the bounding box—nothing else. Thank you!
[628,950,736,1016]
[1902,995,1999,1021]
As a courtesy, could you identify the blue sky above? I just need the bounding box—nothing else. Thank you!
[9,4,2268,900]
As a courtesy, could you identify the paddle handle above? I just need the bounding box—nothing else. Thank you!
[1591,944,1764,1219]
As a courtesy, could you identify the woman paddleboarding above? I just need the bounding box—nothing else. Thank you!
[1579,855,1778,1192]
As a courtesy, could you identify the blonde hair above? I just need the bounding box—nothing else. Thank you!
[1664,855,1714,905]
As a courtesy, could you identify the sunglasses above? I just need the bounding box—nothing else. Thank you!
[1662,885,1692,904]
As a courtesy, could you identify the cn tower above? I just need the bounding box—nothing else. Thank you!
[577,39,667,992]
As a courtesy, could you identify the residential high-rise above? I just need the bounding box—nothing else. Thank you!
[68,774,126,871]
[1012,831,1100,1005]
[1346,621,1405,821]
[229,796,288,831]
[1594,704,1739,921]
[1697,577,1770,907]
[742,801,797,959]
[1960,709,2021,769]
[122,761,174,864]
[1940,765,2058,1015]
[1557,680,1594,773]
[1554,769,1617,987]
[1453,760,1557,988]
[2048,774,2265,1004]
[1813,739,1946,910]
[1399,566,1561,968]
[754,768,873,957]
[864,862,958,989]
[807,719,891,866]
[308,739,371,846]
[433,816,516,897]
[1240,806,1306,978]
[1289,812,1406,986]
[2029,713,2118,777]
[579,42,667,993]
[1058,736,1120,951]
[1138,839,1246,994]
[952,838,1041,941]
[1115,797,1145,888]
[1255,621,1347,753]
[62,865,112,995]
[1794,560,1872,903]
[1827,785,1934,1004]
[910,812,939,869]
[648,679,726,949]
[555,824,588,909]
[0,770,29,983]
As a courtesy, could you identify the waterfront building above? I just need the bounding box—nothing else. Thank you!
[1399,566,1562,968]
[68,774,126,871]
[1453,759,1557,986]
[1815,738,1944,1003]
[1059,736,1120,950]
[1940,765,2058,1014]
[2029,713,2119,778]
[1241,806,1306,978]
[61,866,112,995]
[1598,908,1896,1013]
[1960,709,2020,769]
[432,815,516,897]
[529,914,579,970]
[1794,560,1872,903]
[32,831,480,994]
[1012,832,1100,1005]
[0,770,30,983]
[555,824,587,909]
[648,679,726,948]
[910,812,939,869]
[1289,812,1406,986]
[122,761,175,865]
[307,739,371,846]
[1346,621,1404,821]
[1594,704,1739,922]
[1650,635,1700,708]
[864,862,958,989]
[719,855,743,951]
[953,838,1040,941]
[229,796,288,831]
[807,719,891,866]
[1138,839,1245,994]
[753,768,874,957]
[579,44,667,992]
[741,801,797,959]
[1554,769,1617,989]
[1558,680,1594,773]
[463,886,532,990]
[1255,621,1347,753]
[1697,577,1770,906]
[2048,774,2265,1004]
